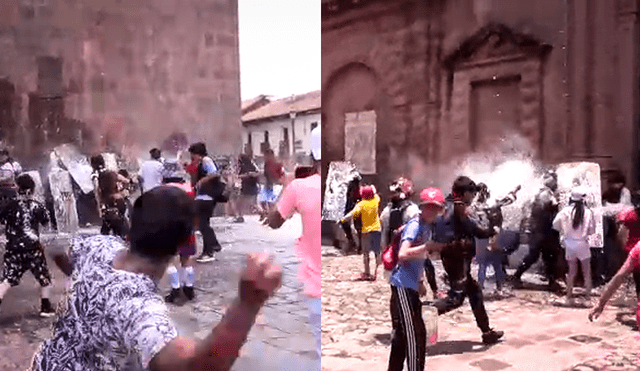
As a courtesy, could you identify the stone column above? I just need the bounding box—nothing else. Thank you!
[616,0,640,187]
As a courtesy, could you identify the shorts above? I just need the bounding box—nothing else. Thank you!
[2,248,52,287]
[362,231,382,254]
[178,234,197,257]
[564,239,591,261]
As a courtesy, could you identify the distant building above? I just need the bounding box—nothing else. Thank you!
[0,0,242,164]
[242,90,320,163]
[322,0,640,188]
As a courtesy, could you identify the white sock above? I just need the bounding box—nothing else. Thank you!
[0,280,9,299]
[184,266,195,287]
[40,285,51,300]
[167,266,181,289]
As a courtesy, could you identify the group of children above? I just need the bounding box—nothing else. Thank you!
[340,175,602,305]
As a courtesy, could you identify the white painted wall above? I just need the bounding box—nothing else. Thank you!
[243,112,320,158]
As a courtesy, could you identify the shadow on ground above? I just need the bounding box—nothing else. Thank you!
[615,311,639,331]
[426,340,490,356]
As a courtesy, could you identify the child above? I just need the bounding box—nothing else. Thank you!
[341,185,382,281]
[0,174,55,317]
[163,174,198,303]
[553,187,596,305]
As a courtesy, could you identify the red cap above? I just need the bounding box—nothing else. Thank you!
[360,185,375,200]
[420,187,445,206]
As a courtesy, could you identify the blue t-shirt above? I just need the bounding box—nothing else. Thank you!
[390,217,434,291]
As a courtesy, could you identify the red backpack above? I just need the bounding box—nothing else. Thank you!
[382,225,406,271]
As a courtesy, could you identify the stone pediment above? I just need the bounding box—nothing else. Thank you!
[444,23,552,70]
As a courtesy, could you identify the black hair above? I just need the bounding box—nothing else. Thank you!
[452,176,477,197]
[150,148,162,160]
[188,142,207,157]
[90,155,105,171]
[129,186,196,261]
[607,170,626,185]
[0,149,8,156]
[16,174,35,194]
[570,199,586,230]
[118,169,129,178]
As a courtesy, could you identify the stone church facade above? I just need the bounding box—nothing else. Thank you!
[0,0,241,165]
[322,0,640,190]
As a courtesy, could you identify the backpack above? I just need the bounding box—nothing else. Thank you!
[382,224,407,271]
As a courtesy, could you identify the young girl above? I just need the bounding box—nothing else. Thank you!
[341,185,382,281]
[163,174,198,303]
[553,187,596,305]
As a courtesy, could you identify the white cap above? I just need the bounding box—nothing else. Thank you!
[310,125,321,161]
[570,187,587,202]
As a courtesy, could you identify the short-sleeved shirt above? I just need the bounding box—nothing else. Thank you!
[352,195,381,233]
[195,157,218,201]
[139,159,166,193]
[618,207,640,252]
[31,235,178,371]
[0,197,49,250]
[390,217,433,292]
[277,174,321,298]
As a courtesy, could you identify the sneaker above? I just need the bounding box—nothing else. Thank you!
[165,288,182,303]
[482,329,504,345]
[40,299,55,318]
[183,286,196,301]
[196,253,216,263]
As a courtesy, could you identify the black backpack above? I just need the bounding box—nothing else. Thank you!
[387,201,410,243]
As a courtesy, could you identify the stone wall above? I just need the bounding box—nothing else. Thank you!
[322,0,640,189]
[0,0,241,164]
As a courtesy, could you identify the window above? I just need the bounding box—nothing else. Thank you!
[204,33,214,47]
[310,122,318,130]
[283,127,289,142]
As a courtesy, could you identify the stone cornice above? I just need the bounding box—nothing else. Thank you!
[322,0,405,30]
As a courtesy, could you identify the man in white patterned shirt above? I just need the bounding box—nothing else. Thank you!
[32,186,282,371]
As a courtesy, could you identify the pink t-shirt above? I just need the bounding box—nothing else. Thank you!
[277,174,321,298]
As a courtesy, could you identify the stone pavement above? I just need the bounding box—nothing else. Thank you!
[321,247,640,371]
[0,215,317,371]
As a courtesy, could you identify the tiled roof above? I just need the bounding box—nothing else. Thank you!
[242,90,321,123]
[241,95,270,114]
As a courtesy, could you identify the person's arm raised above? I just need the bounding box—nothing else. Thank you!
[150,253,282,371]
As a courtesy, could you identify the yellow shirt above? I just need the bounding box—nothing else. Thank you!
[352,194,381,233]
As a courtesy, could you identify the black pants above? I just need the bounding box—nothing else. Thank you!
[388,286,426,371]
[100,200,129,239]
[433,275,491,333]
[197,199,221,255]
[515,233,560,282]
[423,258,438,293]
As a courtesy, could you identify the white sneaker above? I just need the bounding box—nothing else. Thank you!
[196,253,216,263]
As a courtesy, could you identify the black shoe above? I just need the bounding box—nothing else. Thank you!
[165,288,181,303]
[482,329,504,344]
[196,253,216,263]
[183,286,195,301]
[40,299,55,318]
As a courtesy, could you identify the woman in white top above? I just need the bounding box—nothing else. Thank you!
[553,187,596,304]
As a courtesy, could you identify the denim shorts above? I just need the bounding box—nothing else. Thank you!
[363,231,382,254]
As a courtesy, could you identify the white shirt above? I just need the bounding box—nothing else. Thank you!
[553,204,596,242]
[139,159,165,192]
[309,125,321,161]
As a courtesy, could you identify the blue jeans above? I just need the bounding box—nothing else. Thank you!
[308,296,321,370]
[477,251,505,289]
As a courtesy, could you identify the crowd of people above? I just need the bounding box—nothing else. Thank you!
[335,168,640,371]
[0,124,323,371]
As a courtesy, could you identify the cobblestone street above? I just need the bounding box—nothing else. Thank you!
[0,215,317,371]
[321,247,640,371]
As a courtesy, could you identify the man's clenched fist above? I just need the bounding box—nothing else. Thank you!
[239,253,283,307]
